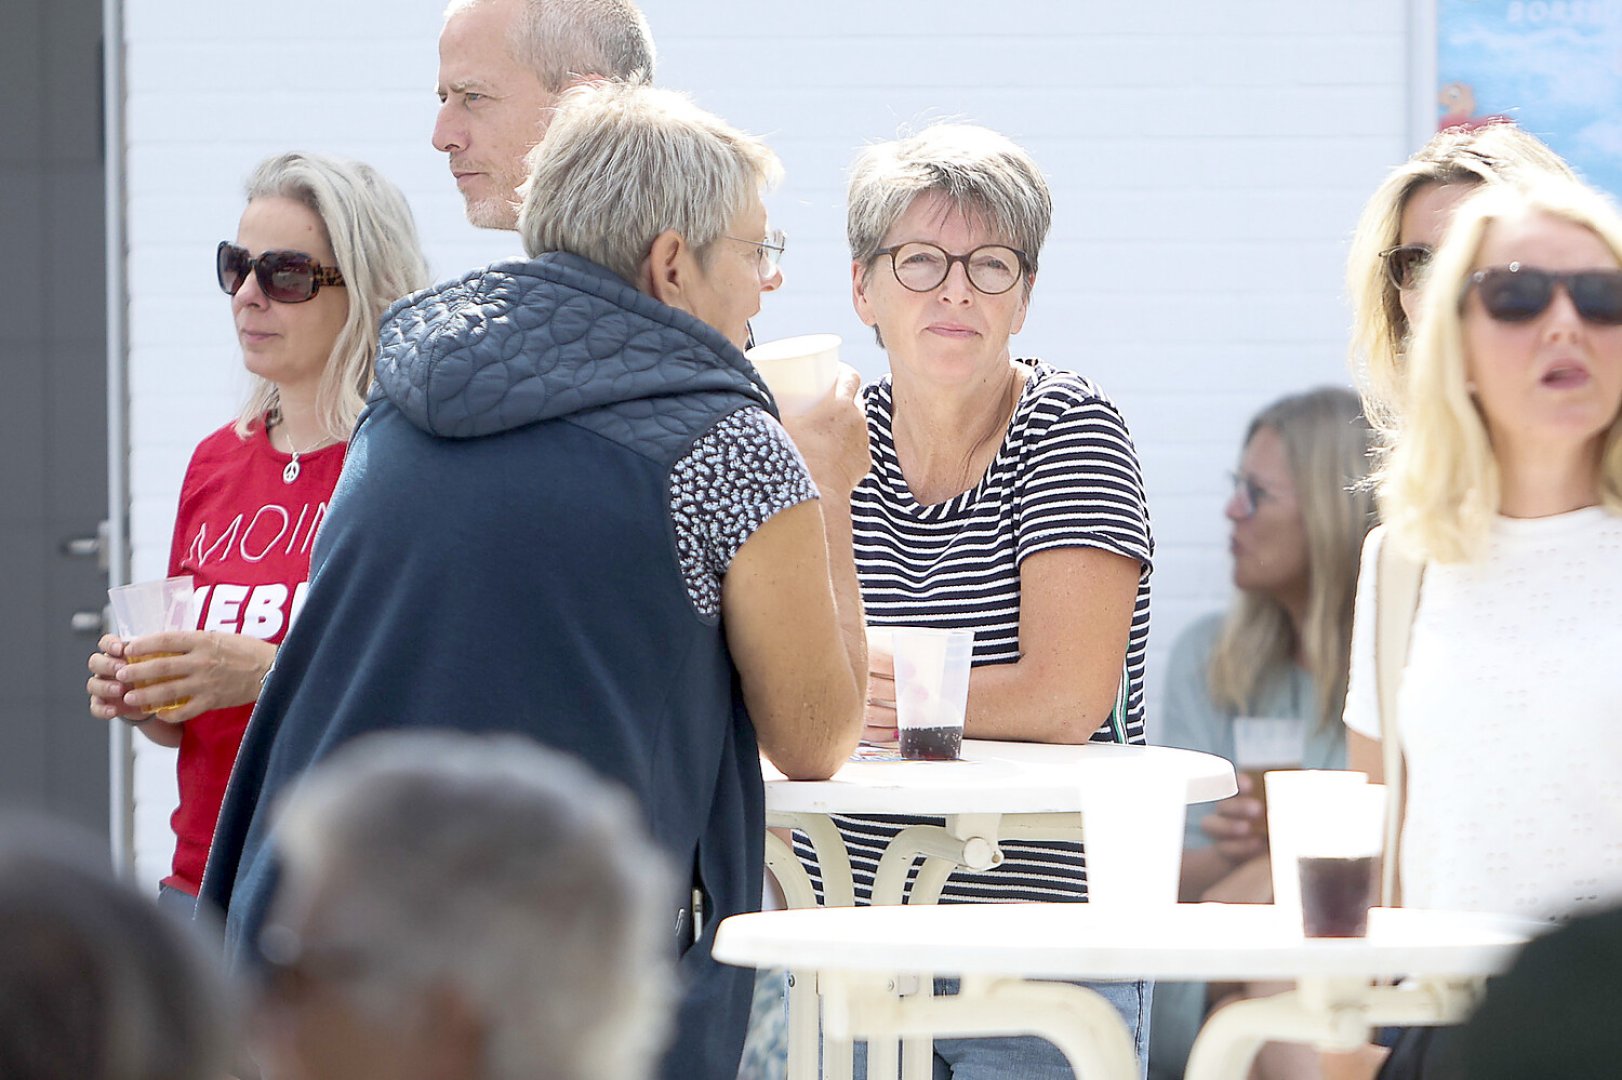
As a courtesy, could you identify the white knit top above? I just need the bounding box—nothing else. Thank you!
[1344,509,1622,921]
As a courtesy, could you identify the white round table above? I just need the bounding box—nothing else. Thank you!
[759,740,1236,1079]
[716,903,1543,1080]
[764,740,1235,907]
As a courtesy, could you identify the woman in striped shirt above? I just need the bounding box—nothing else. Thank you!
[794,122,1155,1079]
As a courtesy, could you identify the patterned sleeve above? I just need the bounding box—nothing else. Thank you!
[1014,389,1153,570]
[668,407,819,618]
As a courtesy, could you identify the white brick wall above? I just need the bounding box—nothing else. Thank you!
[121,0,1412,885]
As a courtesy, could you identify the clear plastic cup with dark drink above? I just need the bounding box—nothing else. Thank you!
[891,627,973,762]
[1298,854,1379,937]
[900,725,963,761]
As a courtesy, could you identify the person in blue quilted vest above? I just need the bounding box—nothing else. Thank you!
[201,82,869,1080]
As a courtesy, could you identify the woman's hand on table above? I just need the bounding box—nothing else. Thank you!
[780,365,870,496]
[88,631,276,726]
[862,640,899,744]
[1199,770,1268,864]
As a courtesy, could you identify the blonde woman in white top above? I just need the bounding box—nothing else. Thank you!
[1341,177,1622,1078]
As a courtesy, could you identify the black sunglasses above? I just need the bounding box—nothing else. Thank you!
[1461,262,1622,325]
[1379,243,1433,290]
[217,241,345,304]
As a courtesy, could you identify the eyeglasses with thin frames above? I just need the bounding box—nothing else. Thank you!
[1378,243,1434,291]
[1228,471,1274,519]
[722,229,786,281]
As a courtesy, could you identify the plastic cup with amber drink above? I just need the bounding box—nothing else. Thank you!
[107,575,195,712]
[1232,716,1304,839]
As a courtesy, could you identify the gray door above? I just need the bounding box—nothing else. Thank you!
[0,0,112,838]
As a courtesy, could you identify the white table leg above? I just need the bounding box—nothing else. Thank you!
[769,812,855,908]
[824,972,1140,1080]
[765,830,820,910]
[1185,977,1487,1080]
[784,970,820,1080]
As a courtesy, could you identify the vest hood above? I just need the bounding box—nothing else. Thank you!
[374,251,775,438]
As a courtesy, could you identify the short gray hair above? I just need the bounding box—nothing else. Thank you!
[270,731,675,1080]
[0,821,234,1080]
[847,122,1053,272]
[518,82,782,283]
[444,0,655,92]
[236,152,430,442]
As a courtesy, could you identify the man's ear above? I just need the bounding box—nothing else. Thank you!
[639,229,690,309]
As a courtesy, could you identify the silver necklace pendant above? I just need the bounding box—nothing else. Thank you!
[283,455,301,484]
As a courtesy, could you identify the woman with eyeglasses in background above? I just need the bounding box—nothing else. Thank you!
[84,152,427,911]
[1147,387,1375,1080]
[1340,177,1622,1080]
[1346,122,1572,435]
[791,122,1154,1079]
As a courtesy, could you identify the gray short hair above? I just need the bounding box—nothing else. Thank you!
[518,82,782,283]
[0,821,234,1080]
[235,152,430,442]
[847,123,1053,272]
[270,732,675,1080]
[445,0,655,92]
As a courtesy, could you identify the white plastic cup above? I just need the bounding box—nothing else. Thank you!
[1081,765,1187,912]
[890,627,972,761]
[1296,783,1386,937]
[1231,716,1305,836]
[745,333,841,414]
[107,575,195,640]
[1264,769,1369,928]
[106,575,196,713]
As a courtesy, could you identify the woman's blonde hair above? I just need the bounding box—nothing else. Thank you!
[1209,387,1376,729]
[1379,178,1622,564]
[1347,124,1573,434]
[233,152,430,442]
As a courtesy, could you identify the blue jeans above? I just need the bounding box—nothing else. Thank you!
[855,977,1152,1080]
[156,883,198,919]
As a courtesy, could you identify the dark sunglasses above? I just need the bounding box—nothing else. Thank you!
[1461,262,1622,325]
[1379,243,1433,290]
[217,241,345,304]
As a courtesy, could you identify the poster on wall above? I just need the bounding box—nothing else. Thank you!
[1437,0,1622,197]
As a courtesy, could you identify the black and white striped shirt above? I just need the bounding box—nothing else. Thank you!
[794,360,1153,904]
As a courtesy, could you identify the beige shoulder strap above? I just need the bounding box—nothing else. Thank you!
[1373,527,1424,908]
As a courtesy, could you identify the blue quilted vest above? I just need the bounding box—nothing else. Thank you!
[202,252,779,1079]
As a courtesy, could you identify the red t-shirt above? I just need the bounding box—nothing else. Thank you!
[162,419,347,895]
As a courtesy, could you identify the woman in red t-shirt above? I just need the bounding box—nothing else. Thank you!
[85,152,428,902]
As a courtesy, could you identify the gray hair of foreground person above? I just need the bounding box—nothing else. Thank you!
[846,122,1053,280]
[518,81,782,285]
[0,822,234,1080]
[267,731,676,1080]
[444,0,655,92]
[234,151,431,443]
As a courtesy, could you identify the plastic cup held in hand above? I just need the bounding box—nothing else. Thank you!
[745,334,840,415]
[1231,716,1304,837]
[890,627,972,761]
[1264,769,1369,929]
[1080,764,1186,912]
[107,575,195,713]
